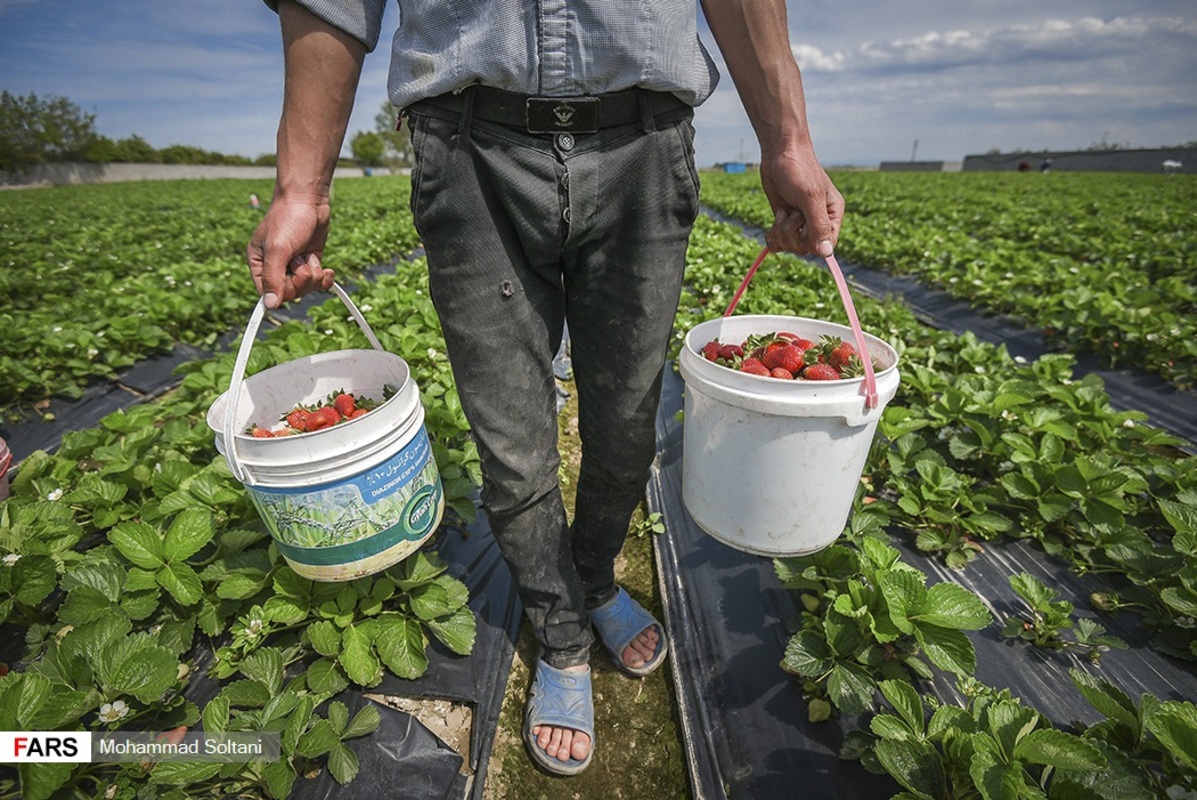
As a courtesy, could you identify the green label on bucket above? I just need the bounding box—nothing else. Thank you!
[246,426,443,567]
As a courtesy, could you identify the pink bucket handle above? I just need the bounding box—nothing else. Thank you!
[723,247,879,409]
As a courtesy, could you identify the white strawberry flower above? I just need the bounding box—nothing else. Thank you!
[47,488,64,502]
[1122,419,1135,429]
[3,553,20,566]
[247,618,264,637]
[98,700,130,722]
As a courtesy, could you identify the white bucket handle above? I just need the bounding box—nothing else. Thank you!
[222,284,384,485]
[724,247,880,409]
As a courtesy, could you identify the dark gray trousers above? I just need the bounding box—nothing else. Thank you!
[407,93,699,668]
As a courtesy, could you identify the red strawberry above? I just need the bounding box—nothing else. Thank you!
[762,344,804,374]
[285,408,311,432]
[718,343,744,361]
[739,357,770,376]
[701,340,721,362]
[770,367,795,380]
[827,340,857,371]
[350,408,371,419]
[803,364,842,380]
[250,426,274,438]
[333,392,357,418]
[306,406,341,431]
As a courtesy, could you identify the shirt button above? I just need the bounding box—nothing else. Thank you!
[556,133,575,152]
[562,207,571,223]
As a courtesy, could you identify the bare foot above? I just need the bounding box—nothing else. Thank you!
[530,664,592,764]
[621,625,661,670]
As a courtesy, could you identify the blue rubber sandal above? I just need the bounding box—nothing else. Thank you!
[523,660,594,776]
[588,586,669,678]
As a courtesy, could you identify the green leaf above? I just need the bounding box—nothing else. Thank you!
[375,615,429,680]
[343,704,381,739]
[1014,728,1105,771]
[298,718,341,758]
[100,635,179,704]
[261,760,296,800]
[157,562,203,605]
[969,749,1025,800]
[1009,572,1055,609]
[780,630,834,678]
[340,624,382,687]
[125,566,159,592]
[58,585,119,626]
[163,508,214,562]
[1145,701,1197,771]
[919,582,991,630]
[149,762,223,785]
[425,604,476,655]
[874,738,946,800]
[916,625,976,676]
[327,742,360,784]
[879,679,927,736]
[308,620,343,657]
[12,554,61,607]
[109,521,165,569]
[215,573,265,600]
[392,551,447,590]
[882,569,926,635]
[306,657,350,696]
[409,582,456,621]
[16,762,74,800]
[202,696,230,734]
[239,647,284,695]
[827,661,876,715]
[872,713,918,742]
[219,679,272,708]
[1069,669,1138,734]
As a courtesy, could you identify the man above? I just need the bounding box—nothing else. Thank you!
[248,0,843,776]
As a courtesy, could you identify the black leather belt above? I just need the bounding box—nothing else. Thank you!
[411,86,688,134]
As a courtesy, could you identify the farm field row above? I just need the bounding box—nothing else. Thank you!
[700,171,1197,390]
[0,177,419,414]
[674,214,1196,797]
[1,175,1194,798]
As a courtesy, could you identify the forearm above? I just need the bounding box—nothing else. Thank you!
[275,0,367,200]
[700,0,812,157]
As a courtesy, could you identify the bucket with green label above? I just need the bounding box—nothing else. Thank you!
[207,285,444,581]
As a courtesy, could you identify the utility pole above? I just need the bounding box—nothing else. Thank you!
[911,139,919,162]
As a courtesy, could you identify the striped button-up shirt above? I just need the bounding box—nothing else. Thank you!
[272,0,721,107]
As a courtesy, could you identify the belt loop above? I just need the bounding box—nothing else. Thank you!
[638,90,657,133]
[457,86,477,137]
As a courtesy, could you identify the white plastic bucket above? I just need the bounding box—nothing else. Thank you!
[677,313,899,557]
[207,285,444,582]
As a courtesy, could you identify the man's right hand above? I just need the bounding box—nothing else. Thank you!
[246,194,335,309]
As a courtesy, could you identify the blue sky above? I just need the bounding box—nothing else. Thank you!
[1,0,1194,167]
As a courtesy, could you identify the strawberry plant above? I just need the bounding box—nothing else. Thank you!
[777,533,992,722]
[1000,573,1127,662]
[842,677,1112,800]
[0,241,481,798]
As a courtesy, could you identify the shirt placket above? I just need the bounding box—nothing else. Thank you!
[537,0,573,96]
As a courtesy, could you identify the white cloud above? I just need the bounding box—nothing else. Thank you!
[853,16,1197,71]
[792,44,845,73]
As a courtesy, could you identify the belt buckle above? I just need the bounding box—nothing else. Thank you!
[526,97,599,134]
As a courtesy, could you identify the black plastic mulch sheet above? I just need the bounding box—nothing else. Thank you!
[648,366,1197,800]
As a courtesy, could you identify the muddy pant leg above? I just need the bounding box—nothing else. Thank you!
[408,110,593,669]
[562,116,700,607]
